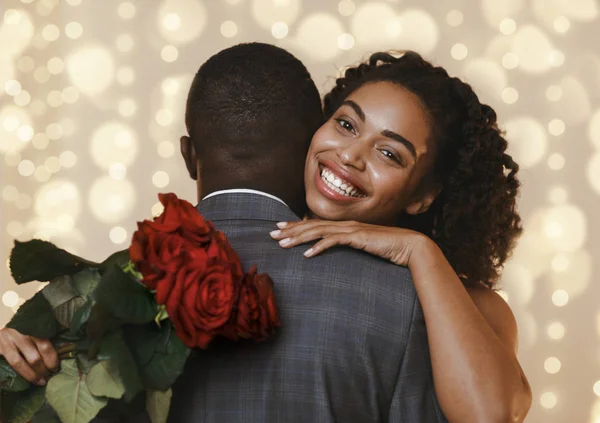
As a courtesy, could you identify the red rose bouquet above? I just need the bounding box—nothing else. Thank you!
[0,193,280,423]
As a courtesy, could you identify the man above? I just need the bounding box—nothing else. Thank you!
[1,43,446,422]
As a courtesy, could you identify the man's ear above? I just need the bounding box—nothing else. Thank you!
[405,185,442,215]
[180,135,199,180]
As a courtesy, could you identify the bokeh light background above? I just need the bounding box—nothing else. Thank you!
[0,0,599,421]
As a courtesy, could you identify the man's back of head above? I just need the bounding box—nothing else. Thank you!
[183,43,324,215]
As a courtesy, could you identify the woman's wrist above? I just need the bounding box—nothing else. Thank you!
[407,233,441,268]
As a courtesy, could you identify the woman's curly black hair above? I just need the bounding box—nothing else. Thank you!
[323,51,522,289]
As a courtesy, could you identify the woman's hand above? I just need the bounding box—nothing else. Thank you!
[269,220,429,266]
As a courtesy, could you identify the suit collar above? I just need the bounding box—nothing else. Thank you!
[196,192,301,223]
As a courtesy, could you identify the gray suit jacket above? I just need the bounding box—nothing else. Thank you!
[168,193,447,423]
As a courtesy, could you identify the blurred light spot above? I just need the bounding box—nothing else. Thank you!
[553,76,591,125]
[451,43,468,60]
[385,18,402,37]
[14,90,30,107]
[482,0,524,28]
[158,0,207,44]
[594,381,600,397]
[0,106,32,153]
[587,153,600,195]
[65,0,82,5]
[549,250,592,297]
[446,9,463,26]
[90,122,138,170]
[499,18,517,35]
[44,156,61,173]
[351,3,399,49]
[548,119,565,136]
[337,33,355,50]
[544,357,561,374]
[116,67,135,85]
[462,58,507,101]
[589,110,600,149]
[153,171,170,188]
[59,150,77,168]
[552,289,569,306]
[32,133,49,149]
[501,52,519,69]
[156,109,173,126]
[61,86,79,104]
[512,25,554,74]
[546,85,563,101]
[252,0,300,30]
[396,9,438,54]
[88,177,136,223]
[554,16,570,32]
[502,87,518,104]
[17,125,34,141]
[116,34,134,52]
[555,0,599,21]
[547,322,565,340]
[42,24,60,42]
[151,201,164,217]
[549,50,565,67]
[35,180,80,218]
[294,13,343,61]
[504,117,547,168]
[162,13,181,31]
[5,80,22,96]
[18,159,35,176]
[221,21,238,38]
[46,122,63,140]
[47,90,63,107]
[47,57,64,74]
[548,186,568,204]
[33,66,51,83]
[59,118,75,137]
[65,22,83,39]
[109,163,127,179]
[118,2,136,19]
[17,56,35,73]
[110,227,128,244]
[2,186,19,202]
[6,221,24,238]
[271,22,288,39]
[67,46,115,96]
[548,153,565,170]
[543,204,586,251]
[0,8,35,56]
[157,141,175,158]
[34,165,51,182]
[30,100,47,116]
[5,152,21,167]
[338,0,355,17]
[118,98,137,117]
[500,262,534,305]
[540,392,557,409]
[161,78,180,95]
[2,291,19,307]
[161,45,179,62]
[4,9,22,25]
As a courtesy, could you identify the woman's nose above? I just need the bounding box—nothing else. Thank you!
[338,143,366,171]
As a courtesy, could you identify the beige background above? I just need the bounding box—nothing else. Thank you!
[1,0,599,421]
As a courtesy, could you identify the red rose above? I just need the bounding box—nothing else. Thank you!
[224,265,280,343]
[159,256,242,349]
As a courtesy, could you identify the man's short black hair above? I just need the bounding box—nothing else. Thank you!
[185,43,323,163]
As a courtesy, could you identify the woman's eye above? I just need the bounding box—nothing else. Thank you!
[336,119,355,133]
[381,149,404,165]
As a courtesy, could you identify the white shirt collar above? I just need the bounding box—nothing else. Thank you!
[202,189,288,207]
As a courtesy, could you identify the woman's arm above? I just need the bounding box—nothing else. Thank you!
[408,236,531,423]
[270,220,532,423]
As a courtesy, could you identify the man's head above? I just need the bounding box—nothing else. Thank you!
[181,43,324,216]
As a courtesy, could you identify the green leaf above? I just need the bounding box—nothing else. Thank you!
[42,275,78,308]
[87,359,126,400]
[100,250,130,273]
[6,292,60,339]
[96,330,142,402]
[124,322,190,391]
[95,265,157,324]
[0,357,30,392]
[45,358,108,423]
[72,268,102,299]
[70,301,93,337]
[54,296,87,329]
[2,385,46,423]
[146,389,172,423]
[75,353,98,375]
[9,239,98,284]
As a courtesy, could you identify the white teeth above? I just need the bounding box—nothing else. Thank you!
[319,166,364,198]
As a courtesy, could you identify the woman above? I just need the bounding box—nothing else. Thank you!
[270,51,532,423]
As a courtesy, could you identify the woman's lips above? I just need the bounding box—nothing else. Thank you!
[314,165,365,202]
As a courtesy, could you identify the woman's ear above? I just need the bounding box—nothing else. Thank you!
[405,184,442,215]
[180,135,199,180]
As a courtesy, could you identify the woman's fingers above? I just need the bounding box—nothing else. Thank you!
[303,234,354,257]
[270,220,353,242]
[272,225,354,248]
[32,337,59,373]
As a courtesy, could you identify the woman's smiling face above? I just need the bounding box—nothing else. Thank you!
[304,81,438,225]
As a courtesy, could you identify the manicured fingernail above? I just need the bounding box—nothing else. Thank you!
[276,222,288,228]
[303,248,314,257]
[279,238,292,246]
[269,230,281,238]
